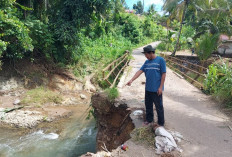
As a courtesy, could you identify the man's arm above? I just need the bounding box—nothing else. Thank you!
[157,73,166,95]
[126,70,143,86]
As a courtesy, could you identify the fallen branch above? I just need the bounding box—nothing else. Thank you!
[4,106,24,113]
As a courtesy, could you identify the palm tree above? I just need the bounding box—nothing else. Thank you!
[193,0,232,36]
[148,4,156,15]
[163,0,232,56]
[163,0,189,56]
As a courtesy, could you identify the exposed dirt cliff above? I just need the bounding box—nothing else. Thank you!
[91,92,135,151]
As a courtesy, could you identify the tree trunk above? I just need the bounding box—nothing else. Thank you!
[172,0,188,56]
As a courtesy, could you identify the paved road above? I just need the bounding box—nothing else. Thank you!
[117,42,232,157]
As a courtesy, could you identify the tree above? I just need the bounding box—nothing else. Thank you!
[113,0,124,24]
[121,0,129,9]
[49,0,111,61]
[133,4,137,10]
[163,0,189,56]
[163,0,232,56]
[148,4,156,15]
[193,0,232,36]
[133,1,144,14]
[0,0,34,59]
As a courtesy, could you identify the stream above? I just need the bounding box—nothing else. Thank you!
[0,105,97,157]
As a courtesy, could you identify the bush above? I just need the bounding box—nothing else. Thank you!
[25,19,56,59]
[182,25,195,38]
[156,42,166,51]
[157,25,195,52]
[156,31,175,52]
[120,13,144,44]
[71,31,133,78]
[195,33,219,61]
[105,87,119,101]
[204,61,232,107]
[143,16,166,40]
[0,7,33,59]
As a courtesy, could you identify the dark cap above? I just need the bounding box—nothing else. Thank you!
[142,45,155,53]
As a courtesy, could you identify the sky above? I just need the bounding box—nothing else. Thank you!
[125,0,164,13]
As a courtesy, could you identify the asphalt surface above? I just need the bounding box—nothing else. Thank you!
[117,42,232,157]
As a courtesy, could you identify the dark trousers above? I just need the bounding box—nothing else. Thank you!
[145,90,165,126]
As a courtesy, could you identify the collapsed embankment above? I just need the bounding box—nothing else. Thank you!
[91,92,135,151]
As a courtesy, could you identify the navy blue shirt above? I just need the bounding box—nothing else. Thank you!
[140,56,166,92]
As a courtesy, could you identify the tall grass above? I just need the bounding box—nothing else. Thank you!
[71,32,159,79]
[105,87,119,101]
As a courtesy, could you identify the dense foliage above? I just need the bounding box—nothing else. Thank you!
[0,0,165,71]
[162,0,232,57]
[133,1,144,14]
[105,87,119,101]
[204,62,232,107]
[157,25,195,52]
[0,0,33,59]
[195,33,219,61]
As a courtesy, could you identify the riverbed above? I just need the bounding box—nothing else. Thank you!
[0,105,97,157]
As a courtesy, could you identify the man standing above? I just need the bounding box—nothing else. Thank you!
[126,45,166,126]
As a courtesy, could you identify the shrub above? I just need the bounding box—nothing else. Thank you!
[204,61,232,107]
[0,7,33,59]
[156,42,166,51]
[25,19,56,59]
[105,87,119,101]
[195,33,219,61]
[143,16,166,41]
[120,13,144,44]
[182,25,195,38]
[72,32,132,76]
[157,31,175,52]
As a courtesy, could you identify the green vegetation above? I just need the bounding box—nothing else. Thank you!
[161,0,232,109]
[104,87,119,101]
[133,1,144,14]
[1,0,231,110]
[157,25,195,52]
[21,87,63,106]
[86,107,95,120]
[195,33,219,61]
[204,61,232,107]
[0,1,33,59]
[0,0,165,80]
[162,0,232,56]
[131,126,156,146]
[157,31,175,52]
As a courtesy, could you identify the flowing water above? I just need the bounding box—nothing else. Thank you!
[0,105,97,157]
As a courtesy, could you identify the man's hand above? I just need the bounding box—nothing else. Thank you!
[157,87,162,96]
[126,80,133,86]
[125,70,143,87]
[157,73,166,96]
